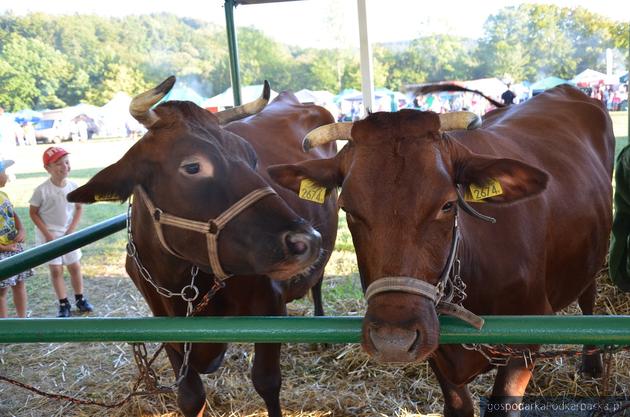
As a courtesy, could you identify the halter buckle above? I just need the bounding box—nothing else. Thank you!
[208,220,219,234]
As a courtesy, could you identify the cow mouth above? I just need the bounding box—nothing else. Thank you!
[367,328,422,363]
[266,248,324,281]
[361,295,440,363]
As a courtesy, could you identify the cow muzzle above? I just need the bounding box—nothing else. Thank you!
[363,294,440,363]
[283,225,322,261]
[266,224,322,280]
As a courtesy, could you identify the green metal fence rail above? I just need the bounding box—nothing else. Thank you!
[1,213,630,347]
[1,316,630,345]
[0,213,126,281]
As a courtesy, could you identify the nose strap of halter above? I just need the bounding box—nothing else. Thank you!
[363,213,485,330]
[135,186,277,281]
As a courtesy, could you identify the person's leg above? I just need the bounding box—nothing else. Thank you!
[67,262,83,295]
[50,264,71,317]
[0,287,8,318]
[68,261,92,312]
[12,281,27,318]
[49,264,66,299]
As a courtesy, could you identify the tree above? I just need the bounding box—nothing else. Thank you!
[0,34,71,110]
[475,4,625,82]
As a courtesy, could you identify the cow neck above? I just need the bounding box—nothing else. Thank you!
[134,185,277,281]
[364,198,489,330]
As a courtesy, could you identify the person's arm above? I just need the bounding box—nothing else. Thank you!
[0,243,18,252]
[29,205,54,242]
[65,203,83,235]
[13,211,25,243]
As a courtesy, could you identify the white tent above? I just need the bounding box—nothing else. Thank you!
[203,85,278,109]
[571,69,618,86]
[294,89,335,105]
[99,92,136,137]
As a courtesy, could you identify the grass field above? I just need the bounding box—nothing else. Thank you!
[0,111,629,417]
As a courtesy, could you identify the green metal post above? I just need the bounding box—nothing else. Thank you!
[0,213,126,281]
[225,0,242,106]
[1,316,630,345]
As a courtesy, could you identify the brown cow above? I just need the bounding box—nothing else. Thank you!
[67,77,338,417]
[268,85,614,416]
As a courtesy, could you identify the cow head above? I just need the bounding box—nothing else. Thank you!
[268,109,548,362]
[68,76,322,281]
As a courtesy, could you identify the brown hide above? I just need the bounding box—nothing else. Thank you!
[225,91,338,301]
[67,88,337,417]
[269,85,614,411]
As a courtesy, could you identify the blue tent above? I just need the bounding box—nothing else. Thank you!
[162,85,206,106]
[530,76,571,93]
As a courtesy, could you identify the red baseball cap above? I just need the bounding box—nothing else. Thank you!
[43,147,69,165]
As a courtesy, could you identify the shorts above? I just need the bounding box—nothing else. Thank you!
[35,230,82,266]
[0,244,34,288]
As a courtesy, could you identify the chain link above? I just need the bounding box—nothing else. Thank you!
[462,343,630,367]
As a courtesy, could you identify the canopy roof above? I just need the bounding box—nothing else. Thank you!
[203,84,278,108]
[570,69,618,85]
[530,76,571,92]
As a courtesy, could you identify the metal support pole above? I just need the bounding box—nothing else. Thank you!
[225,0,242,106]
[2,316,630,345]
[357,0,374,115]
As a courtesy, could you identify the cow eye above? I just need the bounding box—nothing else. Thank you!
[183,163,200,174]
[441,201,455,212]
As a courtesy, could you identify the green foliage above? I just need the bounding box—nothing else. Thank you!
[0,6,627,111]
[476,4,625,82]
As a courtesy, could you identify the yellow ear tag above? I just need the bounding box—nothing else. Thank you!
[299,179,326,204]
[466,179,503,202]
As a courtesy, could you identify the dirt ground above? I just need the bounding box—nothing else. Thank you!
[1,268,630,417]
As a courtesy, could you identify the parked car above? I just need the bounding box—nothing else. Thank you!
[34,118,73,144]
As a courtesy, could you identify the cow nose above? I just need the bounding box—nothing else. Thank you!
[368,326,419,363]
[285,234,308,255]
[283,227,321,258]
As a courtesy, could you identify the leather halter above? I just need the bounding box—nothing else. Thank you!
[135,185,277,280]
[364,185,496,330]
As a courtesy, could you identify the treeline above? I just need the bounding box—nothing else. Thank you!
[0,4,627,112]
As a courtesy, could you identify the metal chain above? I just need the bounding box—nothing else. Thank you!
[126,198,203,387]
[462,343,630,367]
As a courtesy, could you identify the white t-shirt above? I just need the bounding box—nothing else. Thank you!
[29,179,79,235]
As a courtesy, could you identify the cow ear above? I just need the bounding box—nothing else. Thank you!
[68,162,135,204]
[268,158,341,195]
[456,155,548,203]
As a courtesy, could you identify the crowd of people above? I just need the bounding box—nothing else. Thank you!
[0,146,93,319]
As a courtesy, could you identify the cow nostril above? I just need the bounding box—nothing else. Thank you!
[285,233,309,255]
[407,330,420,353]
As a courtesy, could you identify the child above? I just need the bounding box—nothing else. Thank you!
[0,159,33,318]
[29,147,93,317]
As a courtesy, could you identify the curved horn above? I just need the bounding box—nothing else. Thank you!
[438,111,482,131]
[129,76,176,128]
[302,122,353,152]
[214,80,271,125]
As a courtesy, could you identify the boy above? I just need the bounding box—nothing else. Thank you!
[29,147,93,317]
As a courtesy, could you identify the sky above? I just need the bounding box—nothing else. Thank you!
[1,0,627,48]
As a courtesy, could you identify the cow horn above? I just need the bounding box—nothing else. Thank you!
[438,111,482,131]
[129,76,176,128]
[302,122,354,152]
[214,80,271,125]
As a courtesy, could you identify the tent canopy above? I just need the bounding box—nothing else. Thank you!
[294,89,335,104]
[530,76,571,92]
[570,69,618,86]
[204,84,278,109]
[162,85,207,106]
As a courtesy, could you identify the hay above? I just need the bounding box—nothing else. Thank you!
[1,269,629,416]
